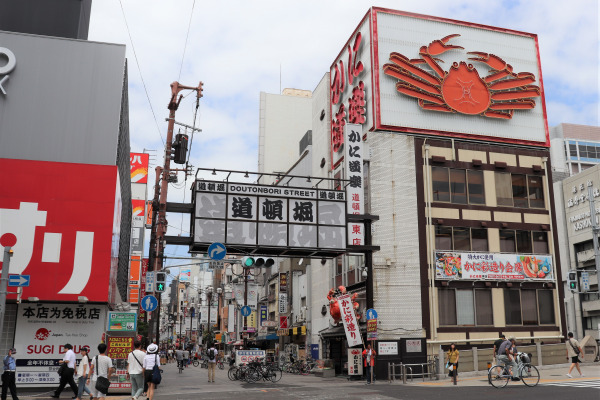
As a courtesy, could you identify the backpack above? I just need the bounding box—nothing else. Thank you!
[208,349,215,361]
[151,355,162,385]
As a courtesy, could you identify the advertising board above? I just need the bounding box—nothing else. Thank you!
[348,348,363,375]
[236,350,265,366]
[13,303,107,386]
[130,153,149,184]
[435,251,553,281]
[107,312,137,332]
[330,8,548,169]
[0,159,120,302]
[378,342,398,356]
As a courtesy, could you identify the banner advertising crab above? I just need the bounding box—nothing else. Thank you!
[337,293,363,348]
[329,8,548,168]
[435,251,553,281]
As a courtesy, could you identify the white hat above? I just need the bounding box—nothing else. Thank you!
[147,344,158,354]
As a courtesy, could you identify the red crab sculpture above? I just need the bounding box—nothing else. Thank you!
[327,286,361,325]
[383,34,540,119]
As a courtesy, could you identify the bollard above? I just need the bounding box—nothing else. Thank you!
[402,364,406,384]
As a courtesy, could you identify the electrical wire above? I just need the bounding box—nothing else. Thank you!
[178,0,196,81]
[118,0,165,147]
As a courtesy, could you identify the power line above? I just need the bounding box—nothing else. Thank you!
[178,0,196,81]
[118,0,165,147]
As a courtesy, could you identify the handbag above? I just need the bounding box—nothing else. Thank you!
[57,362,67,377]
[445,361,450,370]
[94,356,111,394]
[151,354,162,385]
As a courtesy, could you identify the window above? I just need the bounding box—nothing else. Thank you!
[538,290,555,324]
[471,228,489,251]
[499,230,516,252]
[467,170,485,204]
[516,230,533,253]
[569,143,578,157]
[533,231,549,254]
[450,169,467,204]
[527,176,545,208]
[432,167,450,202]
[475,290,493,325]
[432,167,485,204]
[504,290,522,325]
[504,289,555,326]
[435,226,452,250]
[495,172,545,208]
[438,288,493,326]
[434,227,488,252]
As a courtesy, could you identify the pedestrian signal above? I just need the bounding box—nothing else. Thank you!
[155,272,167,292]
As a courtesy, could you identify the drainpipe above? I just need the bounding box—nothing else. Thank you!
[424,142,437,342]
[542,157,563,334]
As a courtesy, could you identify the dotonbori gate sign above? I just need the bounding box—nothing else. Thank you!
[330,8,549,168]
[191,180,349,257]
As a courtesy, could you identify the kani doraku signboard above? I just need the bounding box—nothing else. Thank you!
[192,181,347,256]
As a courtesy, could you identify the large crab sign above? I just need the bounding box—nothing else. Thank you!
[327,286,361,325]
[383,34,540,119]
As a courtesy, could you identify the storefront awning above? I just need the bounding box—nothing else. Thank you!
[319,323,366,338]
[256,334,279,341]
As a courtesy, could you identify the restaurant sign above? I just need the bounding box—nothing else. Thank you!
[435,251,553,281]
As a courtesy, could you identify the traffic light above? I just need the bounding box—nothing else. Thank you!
[155,271,167,292]
[242,257,275,268]
[242,257,255,268]
[172,133,189,164]
[567,271,578,293]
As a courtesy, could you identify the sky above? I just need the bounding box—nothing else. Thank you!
[88,0,599,267]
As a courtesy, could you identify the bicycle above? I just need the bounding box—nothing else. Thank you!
[245,359,282,383]
[177,359,185,374]
[488,352,539,388]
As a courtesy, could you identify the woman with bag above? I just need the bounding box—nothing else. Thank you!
[565,332,585,378]
[88,343,114,400]
[143,344,161,400]
[445,343,459,380]
[75,346,93,400]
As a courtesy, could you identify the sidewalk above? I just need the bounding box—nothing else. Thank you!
[407,362,599,387]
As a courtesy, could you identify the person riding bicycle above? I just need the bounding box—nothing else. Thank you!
[175,347,184,370]
[497,337,520,381]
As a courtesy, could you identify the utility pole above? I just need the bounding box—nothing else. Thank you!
[243,268,249,349]
[149,81,203,345]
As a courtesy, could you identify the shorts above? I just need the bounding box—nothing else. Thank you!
[571,356,580,364]
[144,369,155,386]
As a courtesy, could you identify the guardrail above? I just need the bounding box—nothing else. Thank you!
[387,360,436,384]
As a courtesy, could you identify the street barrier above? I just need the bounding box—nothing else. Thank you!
[387,360,436,384]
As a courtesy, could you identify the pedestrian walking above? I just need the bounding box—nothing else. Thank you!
[167,348,173,363]
[127,340,145,400]
[445,343,460,380]
[183,348,190,367]
[75,346,92,400]
[175,347,184,370]
[206,343,217,383]
[565,332,584,378]
[88,343,114,400]
[143,344,160,400]
[51,343,78,398]
[1,348,18,400]
[362,343,376,384]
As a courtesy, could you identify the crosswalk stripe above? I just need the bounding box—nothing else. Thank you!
[541,379,600,389]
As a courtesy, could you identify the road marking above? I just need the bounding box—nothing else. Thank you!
[540,379,600,390]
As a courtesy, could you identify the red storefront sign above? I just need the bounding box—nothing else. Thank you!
[130,153,149,184]
[0,159,120,302]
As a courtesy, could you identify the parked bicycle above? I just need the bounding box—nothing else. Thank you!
[245,359,282,383]
[488,352,540,388]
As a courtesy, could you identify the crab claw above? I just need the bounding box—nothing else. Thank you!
[467,52,512,72]
[422,34,464,56]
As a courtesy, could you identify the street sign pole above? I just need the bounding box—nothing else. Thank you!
[0,245,13,348]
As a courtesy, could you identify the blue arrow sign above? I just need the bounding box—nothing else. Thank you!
[141,295,158,312]
[241,305,252,317]
[366,308,377,320]
[8,275,30,287]
[208,242,226,260]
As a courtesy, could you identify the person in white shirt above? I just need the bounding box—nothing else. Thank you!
[75,346,92,400]
[206,344,217,383]
[51,343,78,398]
[88,343,114,400]
[127,340,145,400]
[143,344,161,400]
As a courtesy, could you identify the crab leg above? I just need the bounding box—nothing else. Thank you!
[418,100,454,112]
[383,64,441,95]
[492,85,540,101]
[489,100,536,110]
[396,82,444,104]
[389,53,441,86]
[489,77,537,90]
[420,34,464,78]
[483,110,513,119]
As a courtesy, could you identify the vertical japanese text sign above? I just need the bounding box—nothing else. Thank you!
[337,294,363,347]
[345,123,365,246]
